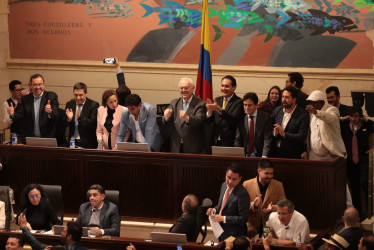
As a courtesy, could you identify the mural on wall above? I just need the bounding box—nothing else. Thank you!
[7,0,374,68]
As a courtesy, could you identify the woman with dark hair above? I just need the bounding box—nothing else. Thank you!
[96,89,127,149]
[17,184,60,231]
[258,86,282,115]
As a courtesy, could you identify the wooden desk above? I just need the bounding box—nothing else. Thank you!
[0,231,225,249]
[0,145,346,229]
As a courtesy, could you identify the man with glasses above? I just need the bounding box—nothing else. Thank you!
[8,74,59,140]
[285,72,308,109]
[162,77,207,154]
[3,80,28,135]
[265,199,310,246]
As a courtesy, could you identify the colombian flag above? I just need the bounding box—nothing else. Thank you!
[196,0,212,101]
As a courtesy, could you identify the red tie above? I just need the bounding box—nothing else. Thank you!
[219,187,231,215]
[248,115,255,154]
[352,130,359,164]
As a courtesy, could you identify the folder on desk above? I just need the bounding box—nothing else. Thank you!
[150,232,187,244]
[117,142,149,152]
[211,146,245,156]
[26,137,57,147]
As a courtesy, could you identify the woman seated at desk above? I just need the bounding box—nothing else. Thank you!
[17,184,60,231]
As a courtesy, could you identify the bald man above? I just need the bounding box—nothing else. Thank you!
[338,207,364,250]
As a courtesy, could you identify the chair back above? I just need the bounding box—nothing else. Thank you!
[86,190,120,216]
[191,198,212,242]
[0,186,13,230]
[39,184,64,224]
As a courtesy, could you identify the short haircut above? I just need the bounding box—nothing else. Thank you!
[222,75,237,87]
[362,235,374,249]
[243,92,258,104]
[326,86,340,96]
[8,235,24,247]
[183,194,199,213]
[283,86,298,99]
[232,236,250,250]
[288,72,304,89]
[343,207,359,227]
[227,163,243,177]
[88,184,105,195]
[73,82,88,93]
[258,159,274,170]
[126,94,142,107]
[67,221,83,242]
[9,80,22,91]
[178,77,194,87]
[29,73,44,83]
[277,199,295,213]
[348,106,363,117]
[117,85,131,106]
[101,89,117,106]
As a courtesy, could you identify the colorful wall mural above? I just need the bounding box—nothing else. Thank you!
[7,0,374,68]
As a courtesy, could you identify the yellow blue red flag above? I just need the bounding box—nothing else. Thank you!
[196,0,212,101]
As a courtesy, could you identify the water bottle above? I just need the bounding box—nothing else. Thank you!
[98,139,103,150]
[11,133,18,145]
[69,137,75,148]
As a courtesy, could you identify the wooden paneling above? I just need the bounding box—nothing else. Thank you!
[0,145,346,229]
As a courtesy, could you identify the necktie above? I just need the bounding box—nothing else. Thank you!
[248,115,255,154]
[352,128,359,164]
[183,101,188,111]
[222,98,227,110]
[219,187,231,215]
[74,104,83,138]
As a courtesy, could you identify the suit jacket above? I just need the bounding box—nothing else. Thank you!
[296,89,308,109]
[270,105,309,159]
[338,227,364,250]
[14,91,59,139]
[243,177,286,237]
[214,182,250,240]
[339,104,351,118]
[116,102,162,151]
[162,95,207,154]
[169,212,197,242]
[307,104,346,158]
[207,94,244,147]
[341,119,373,163]
[76,201,120,236]
[66,98,99,149]
[96,105,126,149]
[234,109,272,157]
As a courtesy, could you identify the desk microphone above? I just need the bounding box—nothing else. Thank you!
[147,219,157,241]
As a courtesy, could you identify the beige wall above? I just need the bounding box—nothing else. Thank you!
[1,0,374,117]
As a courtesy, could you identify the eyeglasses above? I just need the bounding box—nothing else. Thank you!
[29,194,40,200]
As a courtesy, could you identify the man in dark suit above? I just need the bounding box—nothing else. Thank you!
[9,74,59,142]
[338,207,364,250]
[207,163,250,241]
[162,77,207,154]
[169,194,198,242]
[65,82,99,148]
[76,184,120,236]
[206,75,244,147]
[234,92,272,157]
[271,86,309,159]
[286,72,308,109]
[326,86,351,119]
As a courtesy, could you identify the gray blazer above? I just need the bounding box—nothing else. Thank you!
[162,95,207,154]
[76,201,120,236]
[234,109,272,157]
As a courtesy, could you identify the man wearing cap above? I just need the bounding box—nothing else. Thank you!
[305,90,346,160]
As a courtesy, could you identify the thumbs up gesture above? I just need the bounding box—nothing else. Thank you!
[7,102,15,116]
[45,100,52,114]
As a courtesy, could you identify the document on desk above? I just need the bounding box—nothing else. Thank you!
[208,216,224,239]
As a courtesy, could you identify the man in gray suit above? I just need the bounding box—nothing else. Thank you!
[163,77,207,154]
[76,184,120,236]
[234,92,272,157]
[116,94,162,151]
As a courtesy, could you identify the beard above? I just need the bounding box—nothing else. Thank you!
[282,102,292,109]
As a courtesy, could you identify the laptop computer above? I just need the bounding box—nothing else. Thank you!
[53,225,65,235]
[117,142,149,152]
[211,146,245,156]
[150,232,187,244]
[26,137,57,147]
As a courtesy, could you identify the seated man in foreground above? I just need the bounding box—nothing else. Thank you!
[265,199,310,246]
[6,235,24,250]
[76,184,120,236]
[18,213,88,250]
[169,194,199,241]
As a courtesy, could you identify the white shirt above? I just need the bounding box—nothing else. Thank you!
[310,115,330,157]
[266,210,310,243]
[276,105,296,147]
[247,109,257,155]
[130,115,145,143]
